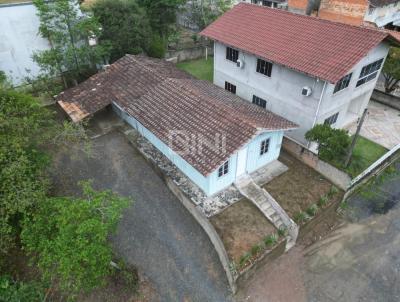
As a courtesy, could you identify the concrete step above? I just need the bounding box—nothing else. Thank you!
[265,207,276,217]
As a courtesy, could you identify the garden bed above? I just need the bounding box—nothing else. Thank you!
[210,199,277,264]
[264,151,343,224]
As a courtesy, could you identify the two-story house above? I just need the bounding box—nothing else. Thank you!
[201,3,400,146]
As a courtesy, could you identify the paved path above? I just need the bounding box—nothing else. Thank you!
[347,101,400,149]
[236,160,400,302]
[51,131,232,302]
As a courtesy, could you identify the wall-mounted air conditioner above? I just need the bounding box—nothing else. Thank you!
[236,59,244,69]
[302,86,312,96]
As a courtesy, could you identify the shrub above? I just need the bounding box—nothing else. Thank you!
[0,276,45,302]
[239,252,251,267]
[305,124,351,161]
[147,35,167,58]
[318,195,329,207]
[264,234,278,247]
[306,204,318,217]
[277,227,287,237]
[251,244,263,256]
[328,185,339,198]
[21,181,131,295]
[294,211,309,224]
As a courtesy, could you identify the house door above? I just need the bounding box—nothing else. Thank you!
[236,147,248,177]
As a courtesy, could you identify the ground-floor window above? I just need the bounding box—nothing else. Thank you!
[252,95,267,108]
[260,138,270,156]
[324,112,339,126]
[225,81,236,94]
[218,160,229,177]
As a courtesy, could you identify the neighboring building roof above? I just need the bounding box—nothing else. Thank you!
[200,3,400,83]
[369,0,399,7]
[57,55,297,176]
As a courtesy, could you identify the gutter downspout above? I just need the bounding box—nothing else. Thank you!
[308,80,327,148]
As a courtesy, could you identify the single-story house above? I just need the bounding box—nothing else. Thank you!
[57,55,297,196]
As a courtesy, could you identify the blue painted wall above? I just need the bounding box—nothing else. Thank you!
[113,103,283,196]
[246,131,283,174]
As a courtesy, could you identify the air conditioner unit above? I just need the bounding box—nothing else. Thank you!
[302,86,312,96]
[236,59,244,69]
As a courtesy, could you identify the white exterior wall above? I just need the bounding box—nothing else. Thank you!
[317,42,390,128]
[213,41,390,145]
[0,3,50,85]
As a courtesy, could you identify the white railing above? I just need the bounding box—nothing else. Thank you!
[350,143,400,187]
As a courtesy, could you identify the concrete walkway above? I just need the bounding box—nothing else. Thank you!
[50,130,232,302]
[347,101,400,149]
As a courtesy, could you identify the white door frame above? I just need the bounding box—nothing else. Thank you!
[236,146,248,177]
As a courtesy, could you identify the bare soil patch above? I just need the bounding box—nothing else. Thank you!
[264,151,343,220]
[210,199,276,263]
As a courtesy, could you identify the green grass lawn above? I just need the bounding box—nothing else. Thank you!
[177,58,213,82]
[340,136,388,177]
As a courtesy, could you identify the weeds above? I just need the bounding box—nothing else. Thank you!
[306,204,318,217]
[294,211,309,224]
[264,234,278,247]
[239,252,251,267]
[318,195,328,207]
[251,244,263,256]
[277,227,287,237]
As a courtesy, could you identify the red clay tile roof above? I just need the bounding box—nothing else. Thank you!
[57,55,297,176]
[200,3,400,83]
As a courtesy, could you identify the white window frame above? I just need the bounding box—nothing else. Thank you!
[260,138,270,156]
[218,160,229,178]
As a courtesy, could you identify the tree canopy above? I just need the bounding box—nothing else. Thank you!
[0,90,54,258]
[32,0,109,85]
[91,0,152,63]
[382,47,400,94]
[187,0,232,30]
[305,124,351,161]
[21,181,130,295]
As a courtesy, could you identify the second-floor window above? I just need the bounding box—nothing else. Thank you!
[256,59,273,77]
[324,112,339,126]
[218,160,229,177]
[356,58,384,87]
[260,138,270,156]
[225,81,236,94]
[334,73,352,94]
[226,47,239,63]
[262,0,278,7]
[252,95,267,108]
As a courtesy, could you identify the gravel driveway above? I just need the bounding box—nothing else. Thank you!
[51,130,232,302]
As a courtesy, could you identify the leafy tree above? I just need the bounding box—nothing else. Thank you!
[188,0,232,30]
[21,181,131,295]
[0,276,45,302]
[32,0,109,85]
[305,124,351,161]
[0,89,88,265]
[147,35,167,58]
[138,0,185,39]
[91,0,152,62]
[382,47,400,94]
[0,90,54,258]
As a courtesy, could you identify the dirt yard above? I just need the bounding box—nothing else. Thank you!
[264,151,343,220]
[210,199,276,263]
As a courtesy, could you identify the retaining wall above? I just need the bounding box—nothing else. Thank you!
[166,45,213,63]
[235,239,286,288]
[371,89,400,111]
[282,136,352,190]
